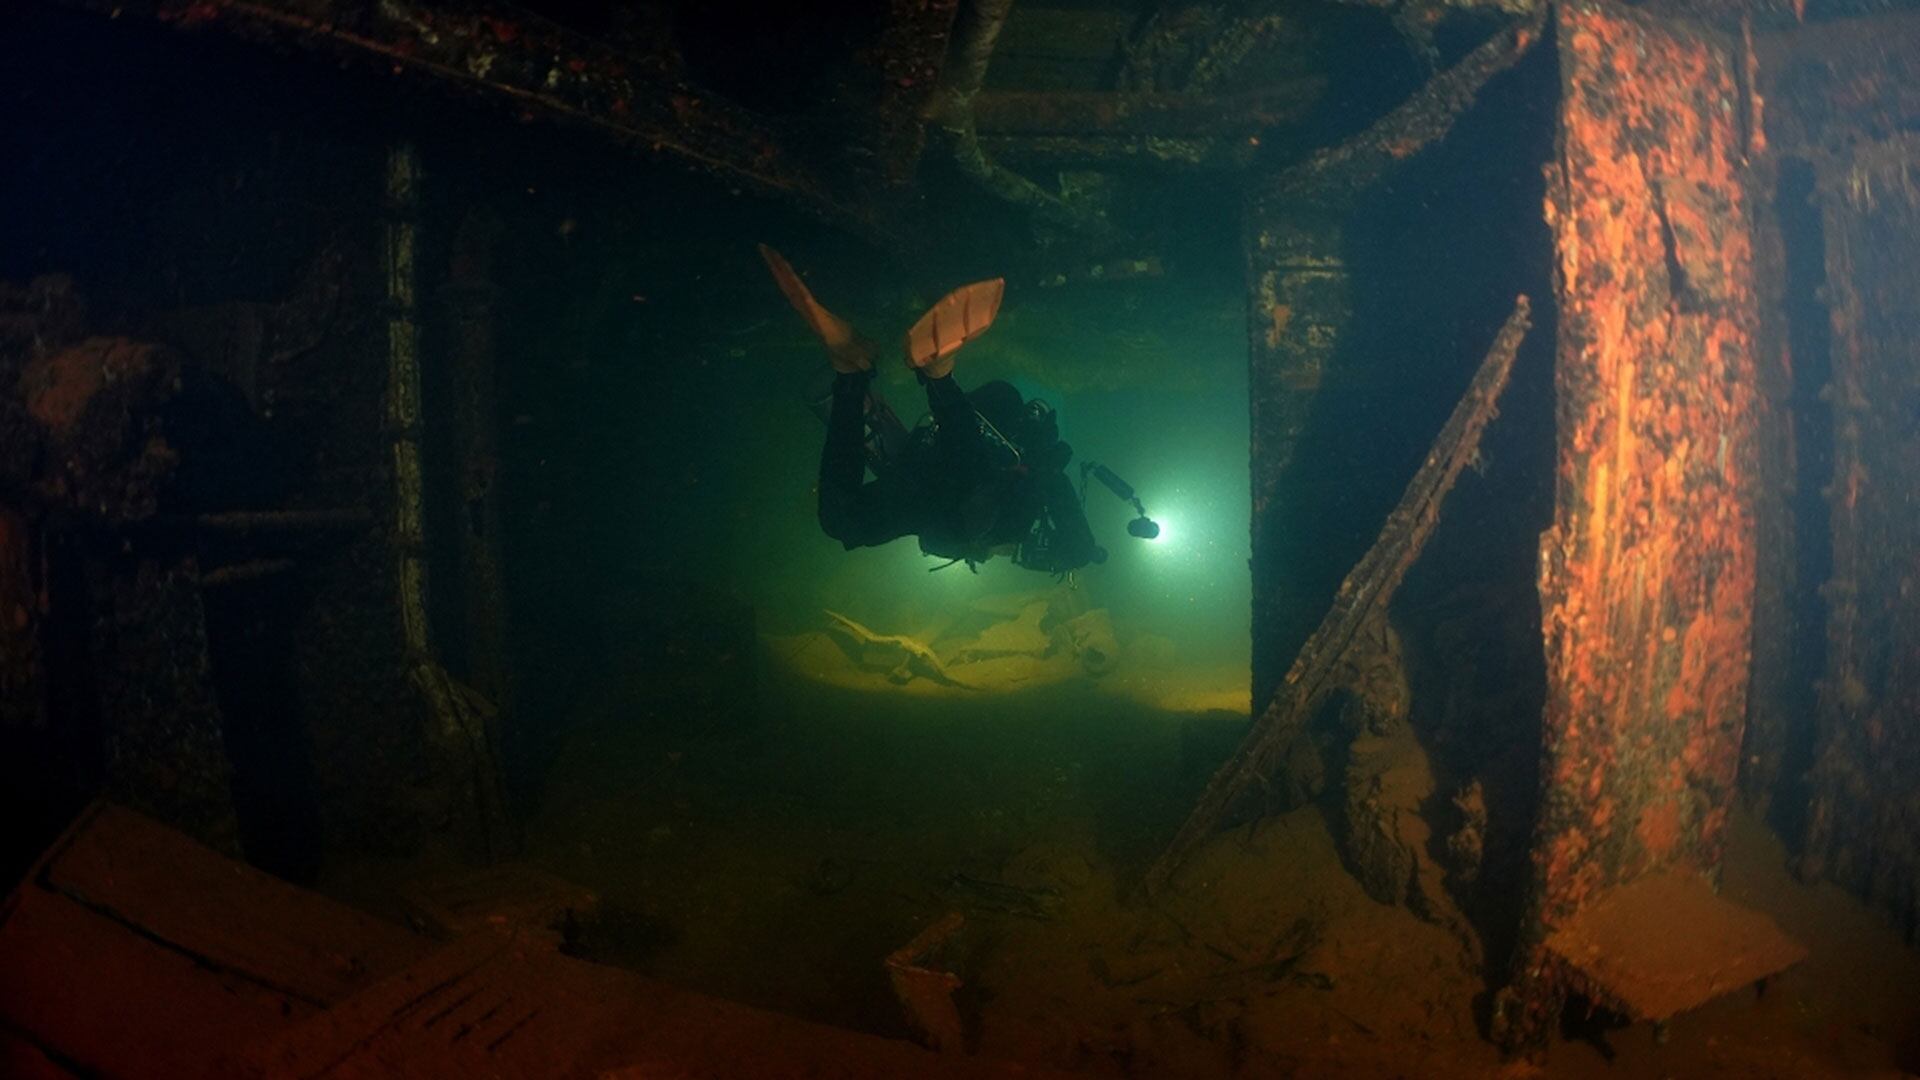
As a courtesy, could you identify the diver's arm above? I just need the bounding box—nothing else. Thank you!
[1036,470,1105,571]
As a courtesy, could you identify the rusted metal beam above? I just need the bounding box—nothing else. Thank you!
[48,0,895,244]
[1748,4,1920,950]
[1145,295,1532,897]
[927,0,1123,246]
[1265,9,1546,209]
[1492,1,1761,1055]
[973,81,1324,137]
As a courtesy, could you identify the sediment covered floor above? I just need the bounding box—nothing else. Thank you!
[318,665,1920,1078]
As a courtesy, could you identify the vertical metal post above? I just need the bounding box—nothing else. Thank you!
[383,143,512,858]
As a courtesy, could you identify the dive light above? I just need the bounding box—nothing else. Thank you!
[1083,461,1160,541]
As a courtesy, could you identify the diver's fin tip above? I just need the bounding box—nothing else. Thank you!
[904,277,1005,376]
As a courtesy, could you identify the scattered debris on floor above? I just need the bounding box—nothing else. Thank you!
[0,802,1075,1079]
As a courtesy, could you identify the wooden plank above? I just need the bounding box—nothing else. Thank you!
[38,802,430,1008]
[0,1023,85,1080]
[1544,868,1806,1021]
[396,863,598,941]
[236,930,624,1080]
[7,805,1068,1079]
[241,929,1081,1079]
[0,883,312,1079]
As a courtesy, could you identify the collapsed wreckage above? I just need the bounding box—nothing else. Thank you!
[3,0,1920,1076]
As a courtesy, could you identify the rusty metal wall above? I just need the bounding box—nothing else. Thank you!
[1754,7,1920,944]
[1498,0,1762,1048]
[1801,135,1920,942]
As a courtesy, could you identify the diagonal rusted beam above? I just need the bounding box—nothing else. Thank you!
[1265,8,1546,210]
[926,0,1124,246]
[1145,295,1532,897]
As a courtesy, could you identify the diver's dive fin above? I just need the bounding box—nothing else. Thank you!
[905,278,1005,379]
[758,243,873,373]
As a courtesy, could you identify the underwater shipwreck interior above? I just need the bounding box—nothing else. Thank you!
[6,0,1920,1076]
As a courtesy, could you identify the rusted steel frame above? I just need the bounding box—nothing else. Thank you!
[50,0,887,243]
[1796,135,1920,943]
[1266,9,1547,208]
[1494,1,1762,1053]
[928,0,1122,245]
[1144,295,1533,896]
[1749,7,1920,887]
[972,81,1324,137]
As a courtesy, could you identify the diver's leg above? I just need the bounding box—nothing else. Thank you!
[818,371,916,547]
[922,372,976,434]
[922,373,1000,474]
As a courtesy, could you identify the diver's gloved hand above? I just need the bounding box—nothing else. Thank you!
[905,278,1005,380]
[759,244,874,374]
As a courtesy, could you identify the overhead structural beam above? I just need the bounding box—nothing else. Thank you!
[927,0,1125,246]
[968,79,1325,173]
[51,0,895,245]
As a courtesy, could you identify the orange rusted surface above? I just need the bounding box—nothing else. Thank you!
[1499,0,1762,1053]
[1535,0,1758,921]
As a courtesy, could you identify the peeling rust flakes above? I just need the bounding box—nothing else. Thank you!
[1534,1,1760,931]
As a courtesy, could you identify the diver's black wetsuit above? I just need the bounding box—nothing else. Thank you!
[818,369,1103,573]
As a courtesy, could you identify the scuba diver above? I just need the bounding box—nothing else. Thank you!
[759,244,1107,576]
